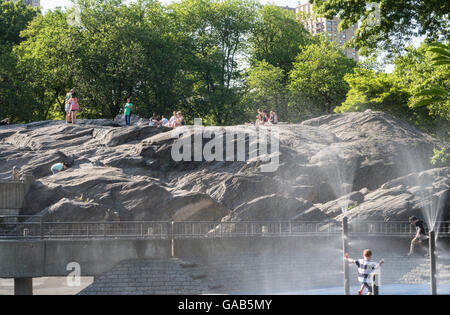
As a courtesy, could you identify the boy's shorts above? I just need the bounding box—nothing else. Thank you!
[363,282,373,293]
[418,234,428,241]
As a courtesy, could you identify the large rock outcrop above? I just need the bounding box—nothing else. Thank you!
[0,110,448,224]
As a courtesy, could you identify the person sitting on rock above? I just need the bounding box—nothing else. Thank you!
[408,216,429,256]
[168,111,177,128]
[149,113,159,126]
[0,118,10,125]
[159,115,169,127]
[269,111,278,124]
[51,162,70,175]
[255,109,264,125]
[175,111,185,127]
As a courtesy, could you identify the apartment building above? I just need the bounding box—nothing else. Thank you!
[296,2,358,61]
[10,0,40,8]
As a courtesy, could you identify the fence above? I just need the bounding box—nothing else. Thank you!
[1,216,449,240]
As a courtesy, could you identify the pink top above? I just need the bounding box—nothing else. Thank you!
[70,98,79,111]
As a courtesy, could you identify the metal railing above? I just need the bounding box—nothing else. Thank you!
[350,221,450,236]
[0,216,449,240]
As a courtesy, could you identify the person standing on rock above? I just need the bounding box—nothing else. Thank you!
[69,89,79,124]
[123,98,133,126]
[408,216,429,256]
[64,91,72,123]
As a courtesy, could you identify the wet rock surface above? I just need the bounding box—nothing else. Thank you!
[0,110,448,223]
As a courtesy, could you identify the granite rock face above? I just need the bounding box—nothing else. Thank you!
[0,110,448,223]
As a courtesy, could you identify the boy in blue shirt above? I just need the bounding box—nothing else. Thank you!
[51,162,69,175]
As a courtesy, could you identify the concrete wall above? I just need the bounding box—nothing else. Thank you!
[0,239,171,278]
[0,182,26,209]
[173,236,341,258]
[173,236,450,259]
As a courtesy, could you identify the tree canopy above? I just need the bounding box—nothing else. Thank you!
[310,0,450,56]
[0,0,447,137]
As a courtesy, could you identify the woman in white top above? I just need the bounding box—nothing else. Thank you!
[168,111,177,128]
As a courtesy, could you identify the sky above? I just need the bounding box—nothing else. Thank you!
[40,0,306,11]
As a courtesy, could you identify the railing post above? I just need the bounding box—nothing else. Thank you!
[40,216,43,240]
[14,278,33,295]
[371,273,379,295]
[171,221,174,258]
[343,217,350,295]
[429,230,437,295]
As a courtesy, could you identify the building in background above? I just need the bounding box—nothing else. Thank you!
[279,5,296,14]
[296,2,358,61]
[10,0,40,7]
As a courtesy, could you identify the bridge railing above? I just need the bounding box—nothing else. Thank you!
[174,221,342,238]
[0,216,449,240]
[349,221,450,236]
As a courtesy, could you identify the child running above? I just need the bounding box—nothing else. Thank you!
[345,249,384,295]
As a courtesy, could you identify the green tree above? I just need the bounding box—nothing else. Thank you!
[310,0,449,56]
[0,0,39,122]
[170,0,258,125]
[0,0,39,46]
[244,60,289,121]
[335,68,416,123]
[250,5,313,79]
[394,42,449,137]
[410,43,450,119]
[288,38,357,118]
[71,0,150,119]
[14,9,77,120]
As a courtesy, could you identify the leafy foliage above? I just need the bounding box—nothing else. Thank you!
[310,0,450,56]
[250,5,313,79]
[430,147,450,167]
[411,43,450,118]
[0,0,448,132]
[0,0,39,122]
[336,42,449,138]
[289,38,357,118]
[335,68,414,122]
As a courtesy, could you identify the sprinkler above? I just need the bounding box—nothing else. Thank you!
[429,230,437,295]
[342,217,349,295]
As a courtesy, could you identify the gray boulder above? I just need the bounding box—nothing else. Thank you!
[0,110,448,223]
